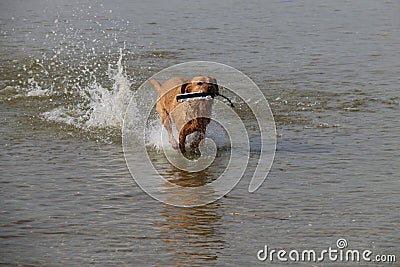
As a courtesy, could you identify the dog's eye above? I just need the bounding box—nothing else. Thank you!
[197,82,204,86]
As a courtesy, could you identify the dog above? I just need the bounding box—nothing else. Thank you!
[148,76,219,154]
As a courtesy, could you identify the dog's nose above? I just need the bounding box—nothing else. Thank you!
[206,85,217,96]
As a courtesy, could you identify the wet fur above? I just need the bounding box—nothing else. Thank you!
[148,76,218,154]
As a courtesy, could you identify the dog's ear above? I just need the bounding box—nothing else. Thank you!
[214,84,220,96]
[181,82,190,94]
[210,78,219,96]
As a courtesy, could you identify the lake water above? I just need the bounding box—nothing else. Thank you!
[1,0,399,266]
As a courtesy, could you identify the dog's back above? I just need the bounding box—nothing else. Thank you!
[149,77,186,114]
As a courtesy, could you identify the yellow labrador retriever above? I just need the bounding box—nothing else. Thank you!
[149,76,218,154]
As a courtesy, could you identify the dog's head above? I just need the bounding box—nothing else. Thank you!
[180,76,219,97]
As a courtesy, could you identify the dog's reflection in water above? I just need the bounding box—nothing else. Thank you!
[167,169,210,187]
[155,201,225,266]
[146,132,229,265]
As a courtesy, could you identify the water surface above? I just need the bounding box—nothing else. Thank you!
[1,0,399,266]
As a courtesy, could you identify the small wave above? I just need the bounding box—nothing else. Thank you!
[26,77,52,97]
[42,106,84,126]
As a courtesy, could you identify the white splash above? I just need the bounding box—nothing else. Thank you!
[83,48,132,129]
[145,119,178,151]
[144,115,230,151]
[42,48,133,131]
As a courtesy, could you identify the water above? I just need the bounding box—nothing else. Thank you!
[1,0,399,266]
